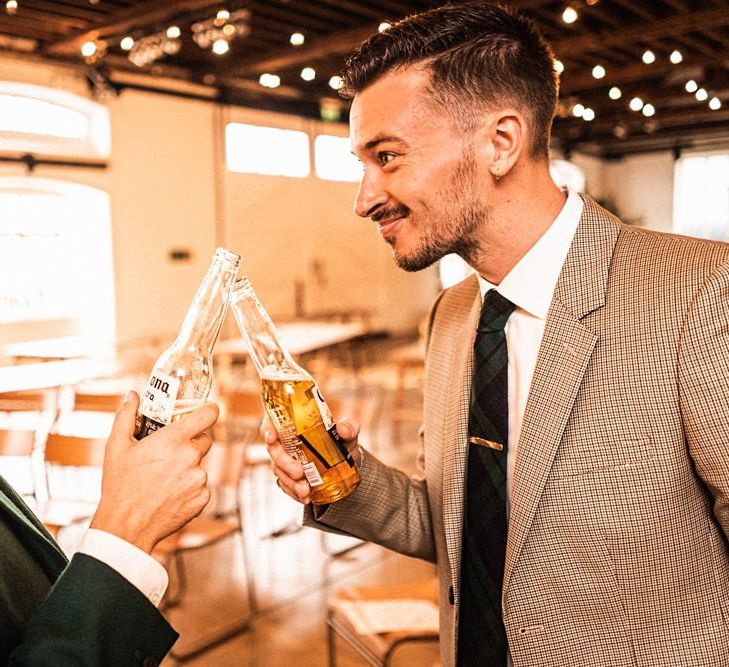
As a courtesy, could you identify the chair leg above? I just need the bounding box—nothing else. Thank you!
[168,533,256,662]
[327,611,337,667]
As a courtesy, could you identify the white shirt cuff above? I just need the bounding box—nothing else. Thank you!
[78,528,168,607]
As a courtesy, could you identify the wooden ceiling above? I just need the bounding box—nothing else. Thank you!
[1,0,728,158]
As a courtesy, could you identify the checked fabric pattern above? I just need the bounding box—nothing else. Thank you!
[457,289,515,667]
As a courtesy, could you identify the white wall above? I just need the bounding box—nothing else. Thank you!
[0,54,438,347]
[573,150,675,232]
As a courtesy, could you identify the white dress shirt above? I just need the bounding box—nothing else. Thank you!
[78,528,168,607]
[475,188,584,511]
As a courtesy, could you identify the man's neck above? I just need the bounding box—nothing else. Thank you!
[473,168,567,284]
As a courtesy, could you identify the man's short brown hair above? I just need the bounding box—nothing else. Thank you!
[341,1,559,160]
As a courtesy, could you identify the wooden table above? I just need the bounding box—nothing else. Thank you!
[0,358,121,393]
[216,320,367,359]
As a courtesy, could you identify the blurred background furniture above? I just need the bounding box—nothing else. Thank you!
[327,577,440,667]
[153,438,258,662]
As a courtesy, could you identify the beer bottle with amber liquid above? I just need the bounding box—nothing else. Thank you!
[229,276,360,504]
[134,248,241,438]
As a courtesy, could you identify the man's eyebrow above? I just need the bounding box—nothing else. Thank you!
[361,134,408,152]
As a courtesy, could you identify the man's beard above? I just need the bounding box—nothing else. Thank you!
[388,149,488,273]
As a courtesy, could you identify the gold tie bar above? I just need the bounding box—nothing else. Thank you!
[469,436,504,451]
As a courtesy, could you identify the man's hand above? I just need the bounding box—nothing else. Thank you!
[89,391,218,553]
[260,416,361,505]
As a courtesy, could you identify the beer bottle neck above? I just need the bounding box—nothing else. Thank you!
[230,277,304,378]
[175,249,240,354]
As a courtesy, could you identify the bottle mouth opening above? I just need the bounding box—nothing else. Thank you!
[232,275,255,297]
[214,247,242,265]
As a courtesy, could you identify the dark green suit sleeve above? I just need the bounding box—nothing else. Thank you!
[8,553,178,666]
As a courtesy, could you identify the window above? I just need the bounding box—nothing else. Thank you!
[674,153,729,241]
[314,134,363,182]
[0,178,115,350]
[225,123,310,177]
[0,81,111,159]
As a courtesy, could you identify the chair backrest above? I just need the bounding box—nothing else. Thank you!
[72,391,126,413]
[216,389,265,443]
[0,390,54,412]
[0,428,35,457]
[44,433,106,468]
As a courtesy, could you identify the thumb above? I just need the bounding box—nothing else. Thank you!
[111,390,140,440]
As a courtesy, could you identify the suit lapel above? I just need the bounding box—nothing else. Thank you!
[441,278,481,592]
[503,196,621,592]
[0,476,68,579]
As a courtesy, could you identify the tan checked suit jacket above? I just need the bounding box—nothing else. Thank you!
[309,195,729,666]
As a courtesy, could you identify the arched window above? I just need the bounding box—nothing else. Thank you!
[0,81,110,159]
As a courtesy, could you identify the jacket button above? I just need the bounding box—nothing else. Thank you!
[448,585,455,604]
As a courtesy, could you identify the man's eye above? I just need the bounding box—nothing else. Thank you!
[378,152,396,165]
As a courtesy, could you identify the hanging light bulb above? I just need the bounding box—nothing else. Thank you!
[609,86,622,100]
[572,103,585,118]
[709,97,722,110]
[592,65,606,79]
[642,50,656,64]
[300,67,316,81]
[642,103,655,117]
[212,38,230,55]
[670,50,683,64]
[562,6,578,23]
[259,73,281,88]
[6,0,18,14]
[695,88,708,101]
[120,36,135,51]
[629,97,644,111]
[553,59,564,74]
[329,75,344,90]
[290,32,305,46]
[166,25,181,39]
[378,22,391,32]
[81,41,98,58]
[685,80,698,93]
[582,107,595,121]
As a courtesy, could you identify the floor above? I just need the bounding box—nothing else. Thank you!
[158,340,441,666]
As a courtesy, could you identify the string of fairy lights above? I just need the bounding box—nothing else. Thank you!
[3,0,725,122]
[556,0,723,136]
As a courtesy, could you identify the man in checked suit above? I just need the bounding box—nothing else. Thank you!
[265,2,729,665]
[1,392,218,665]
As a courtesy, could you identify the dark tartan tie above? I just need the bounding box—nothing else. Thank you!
[457,289,516,666]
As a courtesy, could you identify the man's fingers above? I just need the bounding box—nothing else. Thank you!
[111,390,140,440]
[336,418,360,441]
[176,402,219,438]
[260,417,277,444]
[267,441,304,479]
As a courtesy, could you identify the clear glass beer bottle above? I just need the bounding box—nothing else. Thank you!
[229,276,360,504]
[134,248,241,439]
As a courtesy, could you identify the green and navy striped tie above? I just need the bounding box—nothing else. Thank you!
[457,289,515,666]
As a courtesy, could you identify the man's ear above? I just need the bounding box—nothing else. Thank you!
[475,110,526,181]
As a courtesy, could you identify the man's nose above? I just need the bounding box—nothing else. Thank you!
[353,171,388,218]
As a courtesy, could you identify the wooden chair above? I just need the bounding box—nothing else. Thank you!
[0,428,37,503]
[72,390,126,413]
[40,433,106,538]
[153,439,258,662]
[327,577,440,666]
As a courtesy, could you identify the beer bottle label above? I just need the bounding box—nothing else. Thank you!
[311,384,356,468]
[312,384,334,429]
[139,371,180,426]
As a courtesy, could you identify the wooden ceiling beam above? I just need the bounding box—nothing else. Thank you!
[247,2,332,35]
[42,0,225,55]
[554,7,729,57]
[222,23,378,77]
